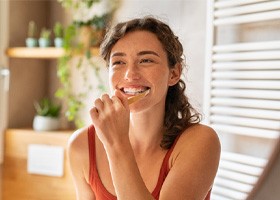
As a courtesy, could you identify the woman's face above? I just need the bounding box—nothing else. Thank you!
[108,30,177,111]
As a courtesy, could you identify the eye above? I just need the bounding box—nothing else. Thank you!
[113,61,124,65]
[140,58,153,64]
[111,60,126,67]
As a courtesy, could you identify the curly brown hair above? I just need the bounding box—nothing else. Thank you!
[100,16,201,149]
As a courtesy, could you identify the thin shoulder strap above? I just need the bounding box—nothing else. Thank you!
[152,134,182,197]
[88,125,96,184]
[163,134,182,171]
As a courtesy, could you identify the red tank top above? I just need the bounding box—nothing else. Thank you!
[88,125,211,200]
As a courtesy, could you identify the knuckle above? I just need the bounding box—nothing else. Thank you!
[101,94,110,99]
[94,98,102,105]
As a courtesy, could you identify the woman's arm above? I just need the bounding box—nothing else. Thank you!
[68,129,96,200]
[90,94,155,200]
[160,125,221,199]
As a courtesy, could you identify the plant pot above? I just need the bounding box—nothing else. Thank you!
[54,37,64,48]
[38,38,51,48]
[26,38,38,47]
[33,115,60,131]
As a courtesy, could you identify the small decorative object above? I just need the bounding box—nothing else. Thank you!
[53,22,64,47]
[26,21,38,47]
[39,28,51,47]
[33,98,62,131]
[55,0,119,128]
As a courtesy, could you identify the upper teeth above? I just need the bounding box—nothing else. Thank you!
[123,88,148,95]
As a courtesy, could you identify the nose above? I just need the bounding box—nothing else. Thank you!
[124,65,140,80]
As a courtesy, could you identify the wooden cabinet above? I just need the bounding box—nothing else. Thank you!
[3,2,81,199]
[3,46,99,199]
[4,46,102,199]
[4,41,97,200]
[3,2,101,198]
[2,129,76,200]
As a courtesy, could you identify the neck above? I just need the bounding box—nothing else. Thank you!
[129,105,165,154]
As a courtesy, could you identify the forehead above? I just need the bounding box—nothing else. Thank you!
[110,30,166,56]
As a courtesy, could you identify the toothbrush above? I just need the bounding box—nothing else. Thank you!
[127,89,150,105]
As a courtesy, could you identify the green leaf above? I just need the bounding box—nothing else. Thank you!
[55,88,65,98]
[34,98,61,117]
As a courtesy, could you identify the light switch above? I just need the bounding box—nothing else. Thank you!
[27,144,64,177]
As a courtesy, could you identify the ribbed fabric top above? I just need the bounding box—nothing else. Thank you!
[87,125,211,200]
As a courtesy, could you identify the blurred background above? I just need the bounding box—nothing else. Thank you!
[0,0,280,200]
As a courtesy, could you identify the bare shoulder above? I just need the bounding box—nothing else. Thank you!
[162,126,220,198]
[67,126,89,156]
[67,126,91,180]
[171,123,221,165]
[180,124,220,148]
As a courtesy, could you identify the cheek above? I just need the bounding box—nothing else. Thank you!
[152,69,170,93]
[109,69,121,90]
[155,68,170,85]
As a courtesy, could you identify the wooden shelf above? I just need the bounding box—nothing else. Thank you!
[6,47,100,59]
[6,47,64,59]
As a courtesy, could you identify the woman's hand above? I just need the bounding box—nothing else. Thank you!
[89,90,130,147]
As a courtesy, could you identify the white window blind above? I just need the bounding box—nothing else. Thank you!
[204,0,280,199]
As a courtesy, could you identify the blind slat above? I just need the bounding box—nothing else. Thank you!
[212,185,248,199]
[211,193,233,200]
[213,61,280,70]
[210,115,280,130]
[219,160,264,176]
[211,97,280,110]
[212,88,280,100]
[213,124,280,139]
[211,106,280,121]
[221,151,267,167]
[214,10,280,25]
[214,177,253,193]
[213,51,280,61]
[212,71,280,80]
[214,1,280,17]
[214,0,270,9]
[212,80,280,89]
[217,169,258,184]
[213,41,280,52]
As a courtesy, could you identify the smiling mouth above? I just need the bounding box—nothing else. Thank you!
[121,87,151,96]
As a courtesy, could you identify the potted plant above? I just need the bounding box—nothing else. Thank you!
[25,21,38,47]
[39,27,51,47]
[53,22,64,47]
[33,98,62,131]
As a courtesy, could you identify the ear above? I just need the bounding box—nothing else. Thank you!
[168,63,181,86]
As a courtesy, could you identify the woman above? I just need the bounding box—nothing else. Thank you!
[68,16,220,200]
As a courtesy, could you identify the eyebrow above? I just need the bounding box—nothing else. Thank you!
[111,52,126,57]
[111,50,160,58]
[137,51,160,57]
